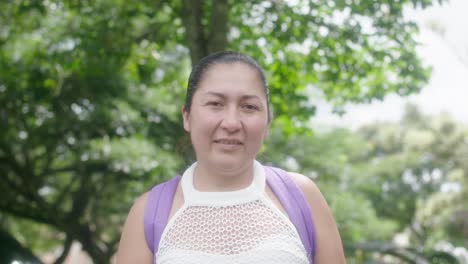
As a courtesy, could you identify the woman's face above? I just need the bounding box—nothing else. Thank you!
[182,63,269,172]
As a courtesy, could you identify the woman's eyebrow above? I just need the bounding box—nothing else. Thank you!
[203,91,261,101]
[241,95,261,101]
[203,91,226,99]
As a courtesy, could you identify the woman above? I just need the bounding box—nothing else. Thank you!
[117,51,345,263]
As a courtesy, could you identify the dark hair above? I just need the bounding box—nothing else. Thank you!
[184,51,271,122]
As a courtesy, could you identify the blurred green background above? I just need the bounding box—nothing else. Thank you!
[1,0,466,263]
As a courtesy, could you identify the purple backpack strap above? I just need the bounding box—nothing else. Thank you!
[144,175,181,255]
[265,166,316,263]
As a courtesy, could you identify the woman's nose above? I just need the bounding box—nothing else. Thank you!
[220,108,242,132]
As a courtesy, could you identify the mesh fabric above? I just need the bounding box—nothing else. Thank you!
[155,161,309,264]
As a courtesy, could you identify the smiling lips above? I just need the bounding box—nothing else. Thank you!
[214,139,243,145]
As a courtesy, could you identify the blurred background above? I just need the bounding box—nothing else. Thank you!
[0,0,466,263]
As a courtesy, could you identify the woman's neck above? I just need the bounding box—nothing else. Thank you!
[192,161,254,192]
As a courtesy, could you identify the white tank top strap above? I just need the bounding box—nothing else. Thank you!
[180,160,266,206]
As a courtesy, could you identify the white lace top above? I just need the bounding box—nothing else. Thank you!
[155,161,309,264]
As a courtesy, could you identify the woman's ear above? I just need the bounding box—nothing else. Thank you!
[182,106,191,132]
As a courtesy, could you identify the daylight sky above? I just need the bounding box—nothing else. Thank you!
[314,0,468,128]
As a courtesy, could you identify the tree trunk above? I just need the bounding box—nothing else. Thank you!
[53,234,73,264]
[182,0,207,66]
[72,224,110,264]
[208,0,229,53]
[181,0,229,66]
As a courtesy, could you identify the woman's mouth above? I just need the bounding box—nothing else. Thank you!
[214,139,243,145]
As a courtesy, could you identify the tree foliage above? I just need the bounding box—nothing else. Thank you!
[0,0,445,262]
[264,105,466,263]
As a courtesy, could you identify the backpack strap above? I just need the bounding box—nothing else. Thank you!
[144,175,181,254]
[265,166,316,263]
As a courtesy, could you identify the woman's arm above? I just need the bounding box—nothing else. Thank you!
[288,172,346,264]
[116,192,153,264]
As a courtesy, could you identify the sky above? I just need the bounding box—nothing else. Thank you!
[314,0,468,129]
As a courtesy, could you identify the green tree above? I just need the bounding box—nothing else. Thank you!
[0,227,42,264]
[0,0,441,262]
[263,126,399,262]
[263,105,466,263]
[351,105,467,262]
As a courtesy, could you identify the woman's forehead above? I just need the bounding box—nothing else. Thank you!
[204,63,259,80]
[196,63,265,95]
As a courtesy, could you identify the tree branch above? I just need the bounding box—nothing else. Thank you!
[39,165,76,178]
[345,242,430,263]
[0,149,26,180]
[52,174,79,210]
[0,203,54,227]
[53,234,73,264]
[0,174,29,201]
[181,0,208,66]
[0,143,40,198]
[208,0,229,53]
[38,141,58,179]
[104,235,121,260]
[0,228,44,264]
[71,223,107,263]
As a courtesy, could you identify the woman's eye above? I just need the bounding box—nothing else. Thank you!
[242,104,259,111]
[207,101,222,107]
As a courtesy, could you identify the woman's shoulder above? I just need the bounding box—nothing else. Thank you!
[125,191,151,232]
[132,191,150,213]
[282,170,329,219]
[284,170,346,263]
[282,171,327,216]
[121,191,150,223]
[116,191,153,263]
[284,171,320,195]
[264,165,322,205]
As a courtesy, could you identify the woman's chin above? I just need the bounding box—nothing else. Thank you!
[209,156,251,173]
